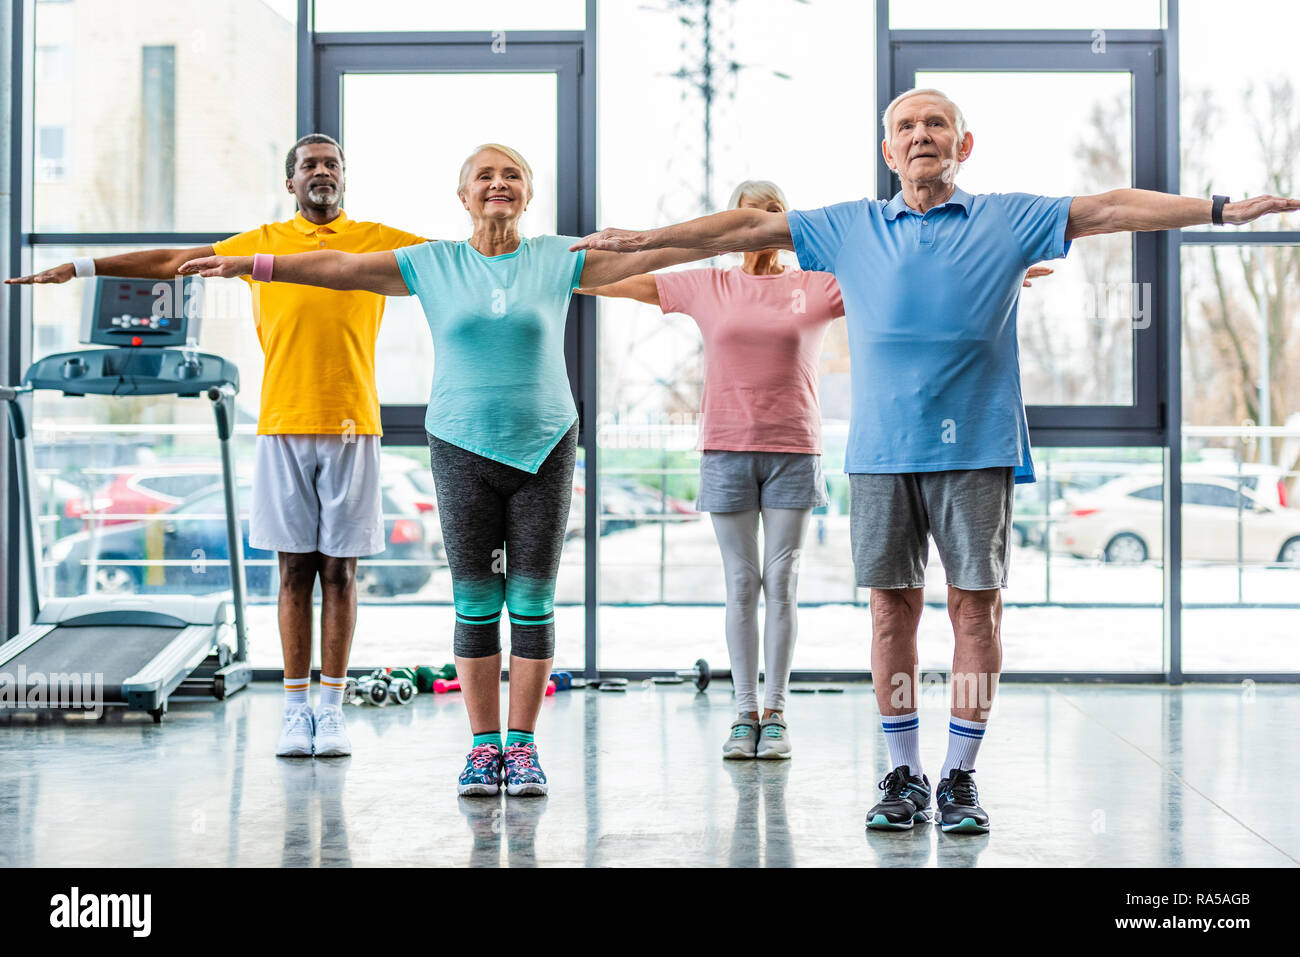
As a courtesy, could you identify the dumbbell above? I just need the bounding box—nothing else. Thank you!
[385,668,419,705]
[649,658,712,692]
[410,664,456,693]
[433,678,461,694]
[362,668,415,706]
[680,658,712,691]
[549,671,573,691]
[345,675,388,706]
[386,676,416,705]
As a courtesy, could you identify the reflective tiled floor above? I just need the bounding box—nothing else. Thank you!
[1,682,1296,867]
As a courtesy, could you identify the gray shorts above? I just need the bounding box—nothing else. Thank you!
[849,468,1014,590]
[696,450,829,512]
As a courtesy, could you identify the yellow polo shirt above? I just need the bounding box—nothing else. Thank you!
[213,211,427,435]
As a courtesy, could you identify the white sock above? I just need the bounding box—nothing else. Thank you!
[319,674,347,710]
[881,711,923,780]
[940,715,988,782]
[283,675,309,709]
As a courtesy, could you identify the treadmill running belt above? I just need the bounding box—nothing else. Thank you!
[6,625,185,703]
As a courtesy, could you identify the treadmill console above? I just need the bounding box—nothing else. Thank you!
[79,276,204,347]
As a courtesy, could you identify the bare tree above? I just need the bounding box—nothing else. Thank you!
[1183,79,1300,467]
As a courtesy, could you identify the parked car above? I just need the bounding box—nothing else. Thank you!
[49,479,437,598]
[1051,474,1300,564]
[64,462,224,526]
[567,476,697,538]
[1012,462,1141,548]
[32,473,111,541]
[380,452,441,544]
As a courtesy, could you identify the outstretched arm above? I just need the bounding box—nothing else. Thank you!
[5,246,215,285]
[575,273,660,306]
[576,245,717,290]
[178,249,409,296]
[571,208,792,260]
[1065,189,1299,241]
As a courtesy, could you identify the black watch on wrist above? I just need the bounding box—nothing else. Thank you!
[1211,194,1230,226]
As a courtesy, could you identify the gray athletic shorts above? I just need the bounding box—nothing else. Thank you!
[849,467,1014,590]
[696,450,829,512]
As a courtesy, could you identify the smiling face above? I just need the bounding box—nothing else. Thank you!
[459,148,533,225]
[882,93,973,186]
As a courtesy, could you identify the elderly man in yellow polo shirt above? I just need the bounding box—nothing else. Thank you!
[7,134,426,758]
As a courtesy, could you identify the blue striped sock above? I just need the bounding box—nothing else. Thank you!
[941,716,988,781]
[881,711,923,780]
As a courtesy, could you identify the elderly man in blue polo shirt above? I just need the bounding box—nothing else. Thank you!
[572,87,1299,834]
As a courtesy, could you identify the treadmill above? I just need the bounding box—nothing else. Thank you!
[0,276,251,721]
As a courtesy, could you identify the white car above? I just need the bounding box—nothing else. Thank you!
[1052,474,1300,564]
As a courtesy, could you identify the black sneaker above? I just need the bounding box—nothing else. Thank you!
[935,769,990,834]
[865,765,932,830]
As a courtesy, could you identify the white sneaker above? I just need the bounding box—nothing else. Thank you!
[276,705,315,757]
[313,706,352,757]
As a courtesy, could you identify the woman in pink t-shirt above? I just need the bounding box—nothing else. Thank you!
[580,182,1052,763]
[579,181,841,761]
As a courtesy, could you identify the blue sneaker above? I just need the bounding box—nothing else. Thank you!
[503,742,548,797]
[458,743,503,796]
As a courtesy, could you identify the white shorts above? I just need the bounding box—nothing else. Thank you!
[249,434,386,557]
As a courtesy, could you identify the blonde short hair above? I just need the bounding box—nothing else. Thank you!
[457,143,535,200]
[881,87,968,140]
[727,179,789,212]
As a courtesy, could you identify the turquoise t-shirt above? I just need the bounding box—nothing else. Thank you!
[394,235,586,472]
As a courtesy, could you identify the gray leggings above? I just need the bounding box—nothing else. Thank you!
[427,424,577,660]
[710,507,811,713]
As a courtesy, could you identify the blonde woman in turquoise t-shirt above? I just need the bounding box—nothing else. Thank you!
[182,143,711,798]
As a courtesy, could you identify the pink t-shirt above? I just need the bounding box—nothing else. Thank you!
[655,265,843,454]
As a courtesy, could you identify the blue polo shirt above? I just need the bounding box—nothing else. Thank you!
[787,188,1072,484]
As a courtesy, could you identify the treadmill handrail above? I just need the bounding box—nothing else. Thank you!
[4,351,247,662]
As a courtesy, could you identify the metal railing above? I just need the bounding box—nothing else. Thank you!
[24,420,1300,610]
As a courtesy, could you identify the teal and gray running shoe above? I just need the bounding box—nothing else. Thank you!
[722,715,759,759]
[865,765,932,830]
[755,712,792,760]
[935,769,990,834]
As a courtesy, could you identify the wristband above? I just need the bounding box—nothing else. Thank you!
[251,253,274,282]
[1211,195,1229,226]
[72,257,95,278]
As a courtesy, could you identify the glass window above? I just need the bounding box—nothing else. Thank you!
[891,0,1162,29]
[27,246,266,427]
[1129,485,1163,501]
[1181,244,1300,671]
[596,0,874,671]
[314,0,585,32]
[1181,0,1300,231]
[913,70,1136,407]
[32,0,297,232]
[338,71,561,406]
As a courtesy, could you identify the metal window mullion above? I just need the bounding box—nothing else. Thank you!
[1163,0,1183,684]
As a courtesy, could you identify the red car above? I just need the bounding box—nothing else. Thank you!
[64,464,223,527]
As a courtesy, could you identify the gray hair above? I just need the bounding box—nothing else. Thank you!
[727,179,789,212]
[881,87,968,141]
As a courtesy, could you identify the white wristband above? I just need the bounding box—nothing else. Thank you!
[72,257,96,278]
